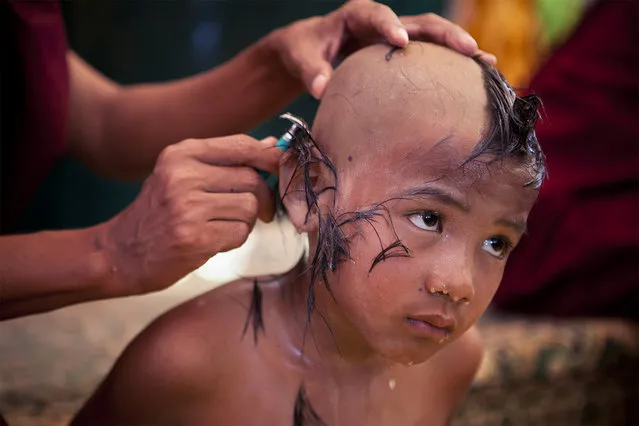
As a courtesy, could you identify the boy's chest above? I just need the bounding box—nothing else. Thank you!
[194,363,449,426]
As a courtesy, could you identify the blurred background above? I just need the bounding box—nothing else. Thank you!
[1,1,637,426]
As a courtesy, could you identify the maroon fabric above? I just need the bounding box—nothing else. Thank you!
[0,0,69,233]
[494,0,639,318]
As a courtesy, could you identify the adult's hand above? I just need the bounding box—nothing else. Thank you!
[268,0,496,99]
[98,135,280,296]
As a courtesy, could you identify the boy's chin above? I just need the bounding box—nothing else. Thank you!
[375,340,440,366]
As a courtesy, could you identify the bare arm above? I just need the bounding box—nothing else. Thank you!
[0,226,112,320]
[68,40,301,180]
[67,3,492,181]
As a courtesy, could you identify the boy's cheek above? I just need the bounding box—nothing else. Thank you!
[332,242,404,307]
[334,248,419,321]
[343,236,410,286]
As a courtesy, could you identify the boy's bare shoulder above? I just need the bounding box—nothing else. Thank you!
[72,278,262,425]
[128,277,262,376]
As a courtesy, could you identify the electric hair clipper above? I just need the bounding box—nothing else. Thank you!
[258,113,309,190]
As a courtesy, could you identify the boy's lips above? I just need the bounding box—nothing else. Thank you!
[403,314,455,341]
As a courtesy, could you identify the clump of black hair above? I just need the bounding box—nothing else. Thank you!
[293,383,326,426]
[467,57,547,188]
[280,133,411,328]
[309,214,349,305]
[241,279,265,345]
[334,204,412,274]
[369,239,411,274]
[278,120,343,325]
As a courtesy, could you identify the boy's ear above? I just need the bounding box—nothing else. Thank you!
[278,152,333,233]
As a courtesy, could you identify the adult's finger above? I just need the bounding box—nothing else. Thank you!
[181,135,282,174]
[400,14,479,56]
[260,136,278,144]
[200,192,260,227]
[308,1,408,98]
[288,37,335,100]
[476,49,498,66]
[205,219,254,253]
[343,1,409,47]
[197,164,275,222]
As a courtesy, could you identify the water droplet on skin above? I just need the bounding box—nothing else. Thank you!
[388,379,396,390]
[438,334,451,344]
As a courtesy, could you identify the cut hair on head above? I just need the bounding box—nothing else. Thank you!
[466,56,546,188]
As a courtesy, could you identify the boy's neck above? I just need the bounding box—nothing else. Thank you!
[279,260,391,371]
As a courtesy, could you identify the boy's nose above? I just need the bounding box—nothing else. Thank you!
[426,262,475,304]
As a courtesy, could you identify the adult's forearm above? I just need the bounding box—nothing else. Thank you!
[95,38,302,179]
[0,226,116,320]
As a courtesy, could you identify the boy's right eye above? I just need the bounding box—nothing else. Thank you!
[408,211,442,232]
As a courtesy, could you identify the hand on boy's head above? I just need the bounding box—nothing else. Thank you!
[399,14,497,65]
[268,0,494,99]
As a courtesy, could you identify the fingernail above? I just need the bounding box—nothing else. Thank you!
[461,32,478,51]
[484,53,498,65]
[396,26,409,45]
[261,136,277,145]
[311,74,328,99]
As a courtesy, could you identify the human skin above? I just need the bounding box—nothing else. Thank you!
[0,1,494,321]
[71,43,536,426]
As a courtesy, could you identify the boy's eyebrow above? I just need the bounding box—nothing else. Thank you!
[495,218,528,235]
[400,185,528,234]
[401,184,470,212]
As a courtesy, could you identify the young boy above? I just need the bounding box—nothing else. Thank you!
[72,42,544,426]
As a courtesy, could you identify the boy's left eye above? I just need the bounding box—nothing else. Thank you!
[408,211,442,232]
[482,237,512,259]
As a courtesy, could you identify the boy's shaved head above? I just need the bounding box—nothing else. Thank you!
[313,42,489,173]
[278,41,544,366]
[306,41,544,208]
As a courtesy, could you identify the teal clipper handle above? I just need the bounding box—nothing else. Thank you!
[258,113,309,190]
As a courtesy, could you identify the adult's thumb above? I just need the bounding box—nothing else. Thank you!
[301,59,333,99]
[310,70,331,99]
